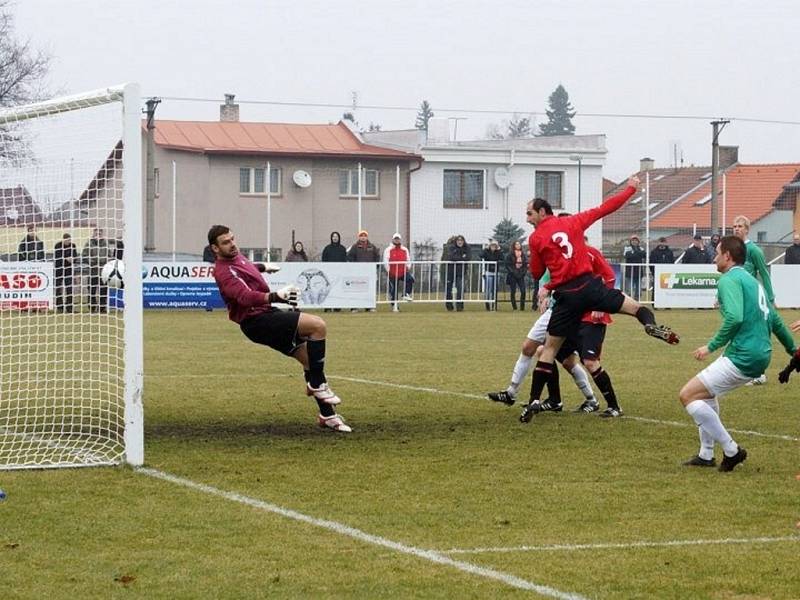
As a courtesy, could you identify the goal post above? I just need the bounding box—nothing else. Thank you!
[0,84,143,470]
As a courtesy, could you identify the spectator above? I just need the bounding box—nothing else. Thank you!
[53,233,77,313]
[704,233,721,262]
[624,235,646,300]
[17,224,45,261]
[785,232,800,265]
[651,237,675,264]
[285,241,309,262]
[445,234,471,312]
[682,234,710,264]
[321,231,347,263]
[203,244,215,263]
[347,230,380,311]
[480,239,503,311]
[82,228,114,313]
[505,240,528,311]
[346,230,380,263]
[382,232,414,312]
[321,232,347,312]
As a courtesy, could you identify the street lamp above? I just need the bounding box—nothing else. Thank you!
[569,154,583,212]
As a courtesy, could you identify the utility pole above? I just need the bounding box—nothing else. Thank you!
[144,97,161,253]
[710,119,729,236]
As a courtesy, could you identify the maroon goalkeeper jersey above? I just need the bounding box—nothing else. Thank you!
[213,254,273,323]
[528,185,636,289]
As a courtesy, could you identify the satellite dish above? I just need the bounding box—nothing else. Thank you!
[292,170,312,188]
[494,167,511,190]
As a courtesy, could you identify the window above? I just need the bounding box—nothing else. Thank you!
[443,169,485,209]
[339,169,379,197]
[535,171,563,208]
[239,167,281,195]
[756,231,767,243]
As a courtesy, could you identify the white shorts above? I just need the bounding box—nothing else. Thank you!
[527,308,552,344]
[697,356,752,397]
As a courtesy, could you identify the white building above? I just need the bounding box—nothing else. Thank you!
[364,118,607,254]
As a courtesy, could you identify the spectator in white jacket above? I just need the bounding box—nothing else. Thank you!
[382,233,414,312]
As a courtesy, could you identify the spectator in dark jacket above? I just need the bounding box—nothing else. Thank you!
[203,244,215,263]
[682,234,710,264]
[785,233,800,265]
[446,235,471,311]
[704,233,721,262]
[321,231,347,263]
[285,241,309,262]
[54,233,77,313]
[651,237,675,264]
[624,236,646,300]
[17,224,45,261]
[505,240,528,310]
[346,230,380,263]
[480,239,503,311]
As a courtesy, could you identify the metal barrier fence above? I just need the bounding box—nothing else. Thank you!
[377,260,498,309]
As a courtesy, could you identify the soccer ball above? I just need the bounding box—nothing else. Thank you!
[100,259,125,289]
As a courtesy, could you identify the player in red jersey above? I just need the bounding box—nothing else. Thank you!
[209,225,351,432]
[519,176,678,423]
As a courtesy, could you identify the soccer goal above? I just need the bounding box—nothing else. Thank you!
[0,84,143,470]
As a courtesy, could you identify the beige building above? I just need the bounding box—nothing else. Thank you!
[143,98,420,260]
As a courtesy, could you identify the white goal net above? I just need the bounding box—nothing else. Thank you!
[0,85,143,470]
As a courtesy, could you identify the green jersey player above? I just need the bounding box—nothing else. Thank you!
[678,236,796,472]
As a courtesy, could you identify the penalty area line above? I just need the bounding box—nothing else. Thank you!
[441,535,800,555]
[328,375,799,443]
[136,467,588,600]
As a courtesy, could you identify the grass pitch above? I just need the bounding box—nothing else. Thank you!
[2,305,800,599]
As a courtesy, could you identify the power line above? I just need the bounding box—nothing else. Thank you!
[150,95,800,126]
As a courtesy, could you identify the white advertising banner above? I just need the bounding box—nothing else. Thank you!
[0,262,54,309]
[268,262,377,309]
[769,265,800,308]
[141,261,376,309]
[654,264,720,309]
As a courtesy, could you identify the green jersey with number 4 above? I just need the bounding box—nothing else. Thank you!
[707,265,795,378]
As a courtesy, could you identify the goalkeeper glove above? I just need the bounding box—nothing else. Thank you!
[778,349,800,384]
[274,285,300,307]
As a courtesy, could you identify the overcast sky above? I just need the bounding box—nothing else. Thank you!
[13,0,800,180]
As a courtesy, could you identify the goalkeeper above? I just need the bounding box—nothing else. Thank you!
[208,225,351,432]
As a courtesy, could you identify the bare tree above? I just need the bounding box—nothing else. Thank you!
[0,1,51,107]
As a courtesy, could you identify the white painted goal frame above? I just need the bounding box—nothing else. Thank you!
[0,84,143,470]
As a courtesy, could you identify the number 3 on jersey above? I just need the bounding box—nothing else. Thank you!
[552,232,573,259]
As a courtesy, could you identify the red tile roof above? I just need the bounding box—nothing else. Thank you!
[650,163,800,229]
[150,120,419,160]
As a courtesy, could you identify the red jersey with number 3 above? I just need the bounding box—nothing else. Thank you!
[528,185,636,289]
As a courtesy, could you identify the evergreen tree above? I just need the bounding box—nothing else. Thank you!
[538,84,576,136]
[415,100,434,130]
[492,218,525,251]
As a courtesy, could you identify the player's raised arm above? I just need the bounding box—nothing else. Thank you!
[575,175,640,231]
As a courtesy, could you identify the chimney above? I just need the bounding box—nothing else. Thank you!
[718,145,739,169]
[639,157,655,172]
[220,94,239,122]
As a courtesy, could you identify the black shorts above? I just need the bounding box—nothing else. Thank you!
[240,310,303,356]
[579,322,607,361]
[548,274,625,338]
[556,332,580,364]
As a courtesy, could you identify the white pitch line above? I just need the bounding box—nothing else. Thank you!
[136,467,588,600]
[328,375,800,442]
[442,535,800,555]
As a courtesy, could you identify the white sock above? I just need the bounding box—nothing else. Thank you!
[686,400,738,456]
[697,398,719,460]
[508,353,533,395]
[569,363,596,402]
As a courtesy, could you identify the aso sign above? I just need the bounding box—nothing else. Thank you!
[0,262,54,309]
